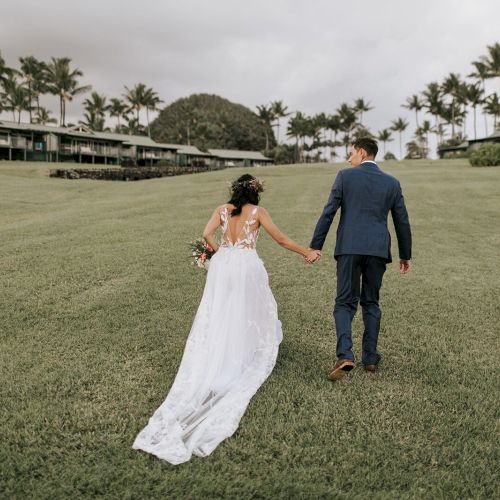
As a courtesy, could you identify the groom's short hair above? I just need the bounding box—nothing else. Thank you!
[352,137,378,158]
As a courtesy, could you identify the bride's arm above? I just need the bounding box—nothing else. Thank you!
[259,207,319,261]
[202,207,221,252]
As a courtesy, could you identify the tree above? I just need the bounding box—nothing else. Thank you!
[34,107,57,125]
[354,97,373,125]
[81,91,109,131]
[270,100,290,144]
[455,82,471,137]
[313,112,330,160]
[326,114,342,160]
[352,125,374,141]
[150,94,273,151]
[19,56,47,123]
[46,57,91,126]
[256,104,275,151]
[469,60,491,135]
[123,83,147,129]
[390,117,409,159]
[144,87,163,137]
[416,120,433,152]
[483,93,500,130]
[337,103,358,157]
[123,116,146,136]
[466,83,484,139]
[1,75,30,123]
[0,50,13,83]
[376,129,393,155]
[108,98,128,132]
[480,42,500,78]
[423,81,444,131]
[441,72,463,137]
[287,111,308,163]
[402,94,424,129]
[405,140,427,159]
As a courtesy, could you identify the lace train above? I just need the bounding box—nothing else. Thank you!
[132,246,282,464]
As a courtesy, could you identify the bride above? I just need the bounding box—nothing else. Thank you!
[132,174,319,464]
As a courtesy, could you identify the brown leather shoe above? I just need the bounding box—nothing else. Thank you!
[363,364,378,373]
[328,359,354,380]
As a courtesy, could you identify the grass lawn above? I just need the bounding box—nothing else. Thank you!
[0,159,498,499]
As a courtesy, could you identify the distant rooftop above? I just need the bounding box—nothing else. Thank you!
[208,149,271,161]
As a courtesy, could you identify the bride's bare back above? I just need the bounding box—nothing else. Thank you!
[203,202,312,259]
[220,204,260,249]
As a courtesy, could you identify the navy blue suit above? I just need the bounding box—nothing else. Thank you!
[310,161,412,364]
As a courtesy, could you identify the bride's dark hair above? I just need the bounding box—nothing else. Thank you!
[228,173,264,217]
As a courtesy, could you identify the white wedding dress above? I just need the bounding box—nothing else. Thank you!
[132,205,282,464]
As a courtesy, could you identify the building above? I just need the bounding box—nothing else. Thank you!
[0,120,273,168]
[208,149,273,167]
[438,129,500,158]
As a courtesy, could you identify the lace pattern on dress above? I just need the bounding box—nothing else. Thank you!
[220,205,260,249]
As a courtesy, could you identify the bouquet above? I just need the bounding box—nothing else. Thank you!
[189,238,215,270]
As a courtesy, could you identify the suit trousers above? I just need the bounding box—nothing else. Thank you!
[333,254,387,364]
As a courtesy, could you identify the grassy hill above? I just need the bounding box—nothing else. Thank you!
[0,159,498,498]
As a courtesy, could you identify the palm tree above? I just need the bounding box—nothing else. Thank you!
[390,117,409,159]
[81,91,109,131]
[270,100,290,144]
[483,93,500,130]
[1,75,30,123]
[19,56,47,123]
[108,98,128,132]
[34,107,57,125]
[287,111,307,163]
[469,60,491,135]
[256,104,274,151]
[123,116,145,135]
[354,98,373,125]
[0,50,13,83]
[423,81,444,130]
[376,129,393,155]
[441,72,462,137]
[417,120,433,151]
[144,87,163,137]
[326,114,342,161]
[46,57,91,126]
[466,83,484,139]
[480,42,500,78]
[123,83,148,129]
[402,94,424,128]
[455,82,470,137]
[337,103,358,157]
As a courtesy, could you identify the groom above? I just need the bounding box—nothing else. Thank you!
[309,137,412,380]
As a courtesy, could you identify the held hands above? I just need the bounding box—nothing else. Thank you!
[304,248,321,264]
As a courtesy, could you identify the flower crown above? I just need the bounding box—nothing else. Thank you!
[231,178,265,193]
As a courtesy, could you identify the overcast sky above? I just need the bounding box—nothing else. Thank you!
[1,0,499,156]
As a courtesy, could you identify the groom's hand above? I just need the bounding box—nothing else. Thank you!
[305,249,321,263]
[400,260,411,274]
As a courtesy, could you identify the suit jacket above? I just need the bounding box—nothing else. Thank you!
[310,161,412,263]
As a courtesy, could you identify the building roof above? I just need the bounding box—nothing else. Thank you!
[469,129,500,143]
[0,120,178,148]
[437,141,469,152]
[0,120,71,134]
[207,149,271,161]
[0,120,275,158]
[172,144,211,156]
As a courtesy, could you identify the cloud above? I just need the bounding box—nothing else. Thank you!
[1,0,499,154]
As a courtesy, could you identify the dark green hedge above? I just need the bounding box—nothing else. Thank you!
[469,143,500,167]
